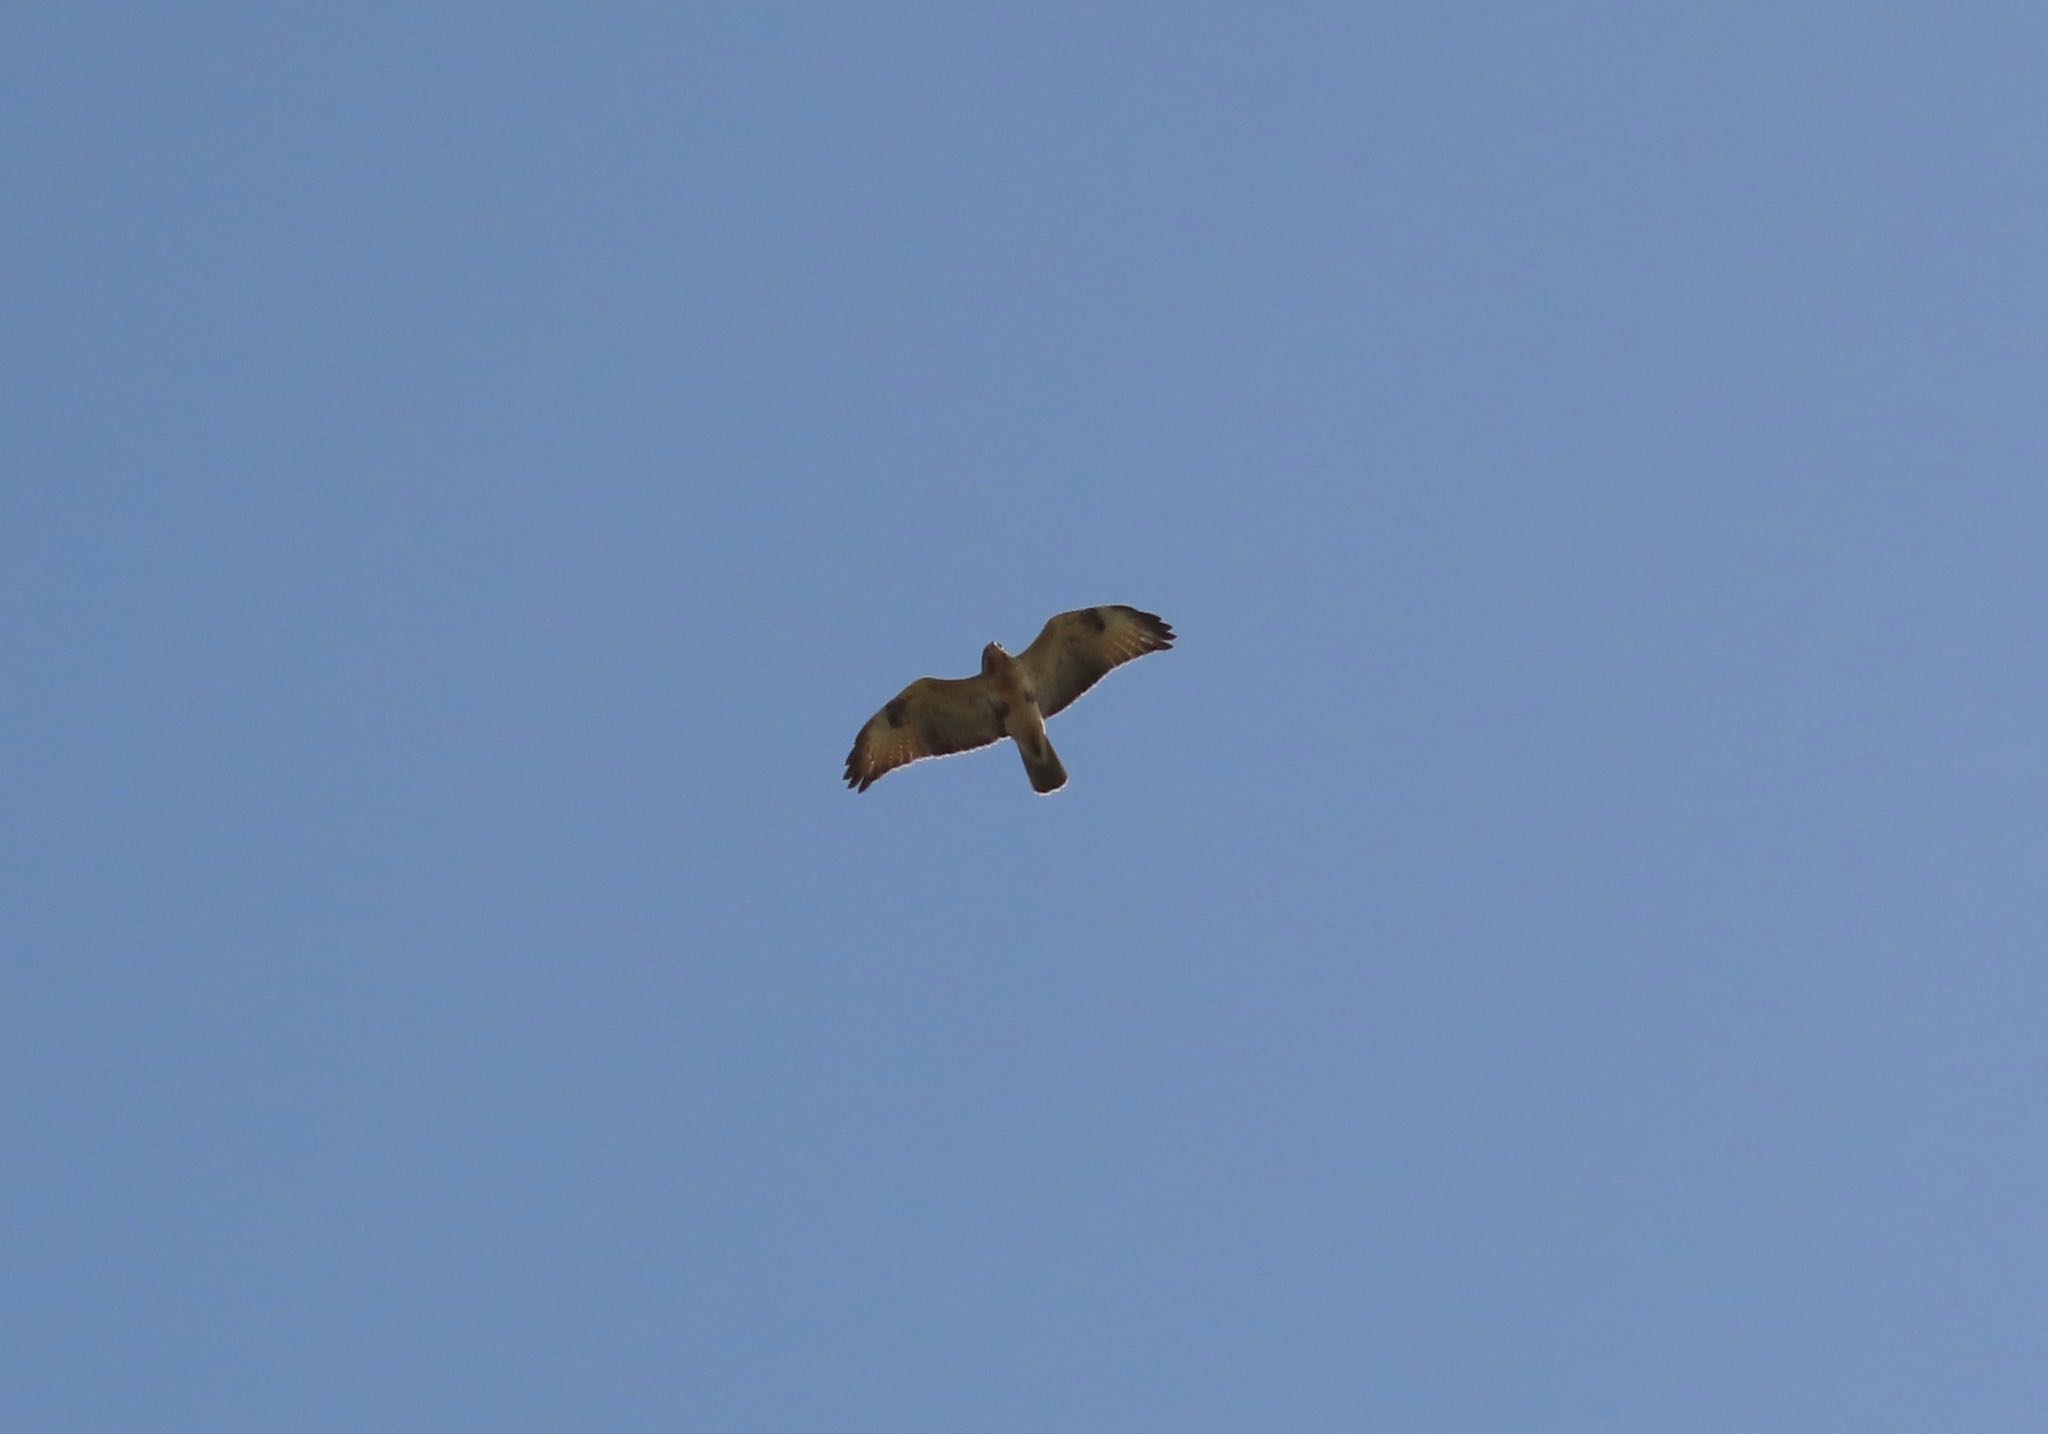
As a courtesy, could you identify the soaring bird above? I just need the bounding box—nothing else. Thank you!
[844,605,1174,794]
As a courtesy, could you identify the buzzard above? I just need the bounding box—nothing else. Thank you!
[844,605,1175,794]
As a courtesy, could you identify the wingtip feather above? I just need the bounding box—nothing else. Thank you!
[1127,607,1174,649]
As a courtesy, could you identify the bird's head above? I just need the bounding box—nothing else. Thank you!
[980,641,1008,674]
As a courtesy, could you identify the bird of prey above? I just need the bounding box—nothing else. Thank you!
[844,605,1175,794]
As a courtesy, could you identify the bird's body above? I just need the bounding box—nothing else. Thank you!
[844,606,1174,794]
[980,642,1067,793]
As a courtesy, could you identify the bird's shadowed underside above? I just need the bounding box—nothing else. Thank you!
[843,605,1173,794]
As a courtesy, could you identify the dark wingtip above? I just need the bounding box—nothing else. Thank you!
[1130,607,1175,649]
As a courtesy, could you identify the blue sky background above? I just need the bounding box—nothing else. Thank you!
[7,4,2047,1429]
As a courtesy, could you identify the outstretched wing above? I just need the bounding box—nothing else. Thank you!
[1015,606,1174,719]
[844,676,1005,792]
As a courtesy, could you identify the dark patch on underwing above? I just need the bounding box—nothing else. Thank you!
[885,699,908,727]
[1084,607,1108,632]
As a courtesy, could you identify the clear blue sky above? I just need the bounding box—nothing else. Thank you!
[7,5,2046,1429]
